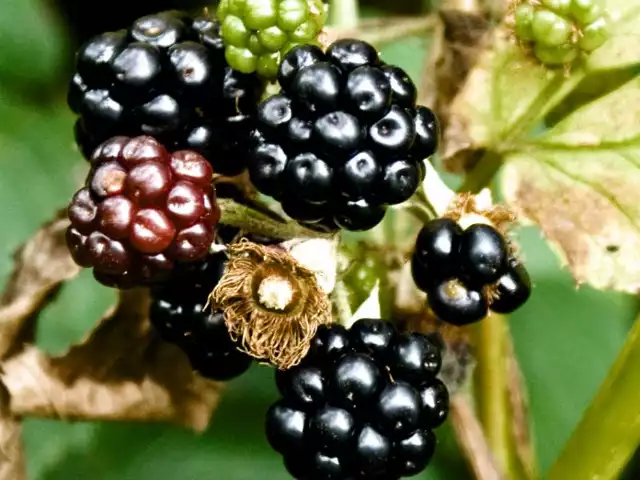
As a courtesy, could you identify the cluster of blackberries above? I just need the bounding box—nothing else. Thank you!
[248,40,439,232]
[149,248,253,381]
[411,218,532,325]
[266,319,449,479]
[68,10,263,176]
[66,135,220,288]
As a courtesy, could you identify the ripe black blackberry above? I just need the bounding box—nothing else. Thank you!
[411,218,532,325]
[68,10,264,176]
[149,249,253,381]
[66,135,220,288]
[266,318,448,479]
[247,40,439,232]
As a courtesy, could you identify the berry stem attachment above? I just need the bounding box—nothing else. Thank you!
[330,0,359,29]
[548,314,640,480]
[473,312,517,478]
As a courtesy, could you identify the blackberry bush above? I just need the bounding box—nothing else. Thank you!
[217,0,328,79]
[149,248,253,381]
[247,40,439,231]
[68,10,264,175]
[411,218,531,325]
[66,135,220,288]
[266,319,448,479]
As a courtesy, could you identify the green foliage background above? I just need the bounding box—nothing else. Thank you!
[0,0,636,478]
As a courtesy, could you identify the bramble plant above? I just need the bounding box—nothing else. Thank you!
[0,0,639,479]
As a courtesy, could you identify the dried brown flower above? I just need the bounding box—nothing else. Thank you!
[209,240,332,369]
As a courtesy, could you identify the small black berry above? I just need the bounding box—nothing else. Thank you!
[394,429,436,476]
[276,366,326,411]
[349,317,396,359]
[459,223,509,285]
[428,279,489,326]
[490,259,532,314]
[352,425,392,477]
[419,379,450,429]
[266,402,307,455]
[330,353,384,410]
[389,333,441,384]
[308,324,351,365]
[374,382,422,439]
[414,217,463,280]
[308,406,357,454]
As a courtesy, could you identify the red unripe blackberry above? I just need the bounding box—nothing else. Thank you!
[66,135,220,288]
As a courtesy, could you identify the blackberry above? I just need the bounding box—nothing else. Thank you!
[66,136,220,288]
[247,40,439,231]
[68,10,264,176]
[217,0,328,79]
[411,218,531,325]
[149,250,253,381]
[514,0,610,66]
[266,318,448,479]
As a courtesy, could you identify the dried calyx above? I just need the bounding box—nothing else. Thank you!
[209,240,332,369]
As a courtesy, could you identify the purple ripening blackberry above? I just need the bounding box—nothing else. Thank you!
[149,248,253,381]
[247,39,440,232]
[266,318,449,479]
[68,10,264,176]
[411,218,532,326]
[66,136,220,288]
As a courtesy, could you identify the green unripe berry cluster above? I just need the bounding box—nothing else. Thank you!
[514,0,610,66]
[218,0,328,79]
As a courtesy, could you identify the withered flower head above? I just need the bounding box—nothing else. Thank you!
[209,240,332,369]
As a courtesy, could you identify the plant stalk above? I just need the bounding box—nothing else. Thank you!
[330,0,359,29]
[547,316,640,480]
[474,313,515,477]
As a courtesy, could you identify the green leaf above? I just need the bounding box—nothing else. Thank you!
[501,73,640,293]
[0,0,67,90]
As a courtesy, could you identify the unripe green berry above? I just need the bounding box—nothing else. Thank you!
[542,0,572,15]
[534,42,578,65]
[243,0,277,30]
[223,15,250,47]
[277,0,309,31]
[226,45,258,73]
[291,18,321,42]
[532,9,573,47]
[228,0,248,17]
[257,52,280,78]
[258,26,288,51]
[218,0,230,19]
[570,0,603,26]
[248,34,265,54]
[515,4,536,42]
[579,16,610,51]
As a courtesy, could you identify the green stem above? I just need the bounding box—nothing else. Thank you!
[330,0,359,28]
[457,150,503,194]
[333,280,354,326]
[474,313,514,478]
[548,316,640,480]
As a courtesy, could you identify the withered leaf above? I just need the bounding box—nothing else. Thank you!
[0,390,25,480]
[1,289,224,432]
[0,210,79,358]
[502,71,640,293]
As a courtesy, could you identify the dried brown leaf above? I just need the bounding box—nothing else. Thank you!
[419,9,492,164]
[0,211,79,357]
[0,387,25,480]
[450,394,506,480]
[2,289,224,431]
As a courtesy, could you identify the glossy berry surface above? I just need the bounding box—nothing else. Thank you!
[427,279,489,326]
[149,249,253,381]
[490,258,532,314]
[410,218,532,325]
[69,11,263,176]
[248,40,440,232]
[66,136,219,288]
[217,0,328,79]
[265,318,448,479]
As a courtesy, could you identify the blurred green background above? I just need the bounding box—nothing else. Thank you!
[0,0,637,478]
